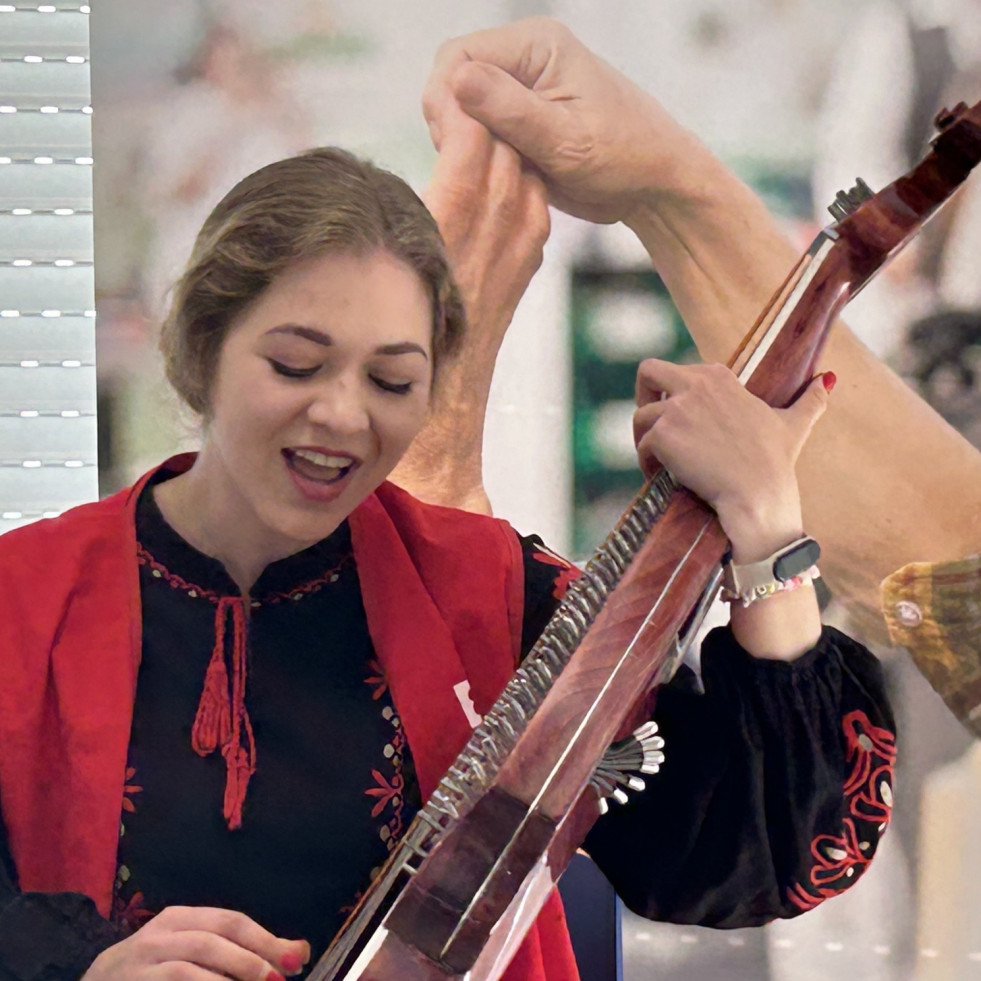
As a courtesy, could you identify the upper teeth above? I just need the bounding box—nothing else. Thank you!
[293,449,352,468]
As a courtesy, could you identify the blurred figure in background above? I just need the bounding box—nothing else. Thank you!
[139,21,310,320]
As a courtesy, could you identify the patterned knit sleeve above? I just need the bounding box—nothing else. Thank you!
[516,534,896,926]
[0,802,124,981]
[882,554,981,739]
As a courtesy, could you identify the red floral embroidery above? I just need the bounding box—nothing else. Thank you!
[842,710,897,824]
[531,549,581,600]
[788,710,895,911]
[339,889,364,918]
[787,818,869,910]
[121,767,143,814]
[363,695,408,852]
[365,768,405,818]
[364,659,388,701]
[111,889,155,934]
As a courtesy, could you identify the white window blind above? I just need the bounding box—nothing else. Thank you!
[0,1,95,533]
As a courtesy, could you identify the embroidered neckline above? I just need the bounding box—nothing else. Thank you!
[135,474,354,606]
[136,543,352,607]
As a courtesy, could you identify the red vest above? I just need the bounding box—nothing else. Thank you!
[0,456,578,981]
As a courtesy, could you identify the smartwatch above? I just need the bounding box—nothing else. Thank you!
[722,536,821,600]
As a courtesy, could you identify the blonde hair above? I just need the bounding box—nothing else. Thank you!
[159,147,465,415]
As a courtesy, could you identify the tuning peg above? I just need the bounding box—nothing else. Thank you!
[828,177,875,222]
[934,102,968,132]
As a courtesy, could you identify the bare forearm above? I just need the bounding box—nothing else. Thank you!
[391,115,549,515]
[624,155,801,362]
[626,156,981,640]
[797,337,981,640]
[390,346,497,514]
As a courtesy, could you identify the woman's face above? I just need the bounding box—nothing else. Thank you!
[201,249,434,552]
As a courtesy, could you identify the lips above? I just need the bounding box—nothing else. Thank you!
[282,447,360,502]
[284,447,358,482]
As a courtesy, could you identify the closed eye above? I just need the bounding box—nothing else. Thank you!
[269,359,319,379]
[371,376,413,395]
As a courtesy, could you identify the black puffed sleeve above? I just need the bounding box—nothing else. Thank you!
[0,804,124,981]
[582,624,896,926]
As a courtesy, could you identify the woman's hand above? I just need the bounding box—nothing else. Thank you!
[82,906,310,981]
[633,360,832,562]
[633,360,834,660]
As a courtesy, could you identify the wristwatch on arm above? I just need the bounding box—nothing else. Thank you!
[721,536,821,607]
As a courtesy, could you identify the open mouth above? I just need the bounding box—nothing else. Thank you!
[283,447,358,485]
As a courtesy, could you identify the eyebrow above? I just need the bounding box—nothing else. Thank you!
[267,325,429,360]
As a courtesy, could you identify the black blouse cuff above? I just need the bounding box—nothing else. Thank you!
[699,623,847,682]
[0,892,123,981]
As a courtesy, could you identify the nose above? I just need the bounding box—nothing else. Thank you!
[306,374,370,436]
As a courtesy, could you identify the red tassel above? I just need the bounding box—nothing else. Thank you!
[191,640,230,756]
[191,597,256,830]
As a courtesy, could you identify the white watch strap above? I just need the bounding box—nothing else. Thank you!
[722,536,820,601]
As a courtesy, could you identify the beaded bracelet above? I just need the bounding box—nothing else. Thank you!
[720,565,822,608]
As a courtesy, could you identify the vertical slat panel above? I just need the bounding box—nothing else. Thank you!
[0,2,94,531]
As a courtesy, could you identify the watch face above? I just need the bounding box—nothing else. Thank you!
[774,538,821,581]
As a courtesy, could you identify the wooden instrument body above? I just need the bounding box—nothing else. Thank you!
[314,100,981,981]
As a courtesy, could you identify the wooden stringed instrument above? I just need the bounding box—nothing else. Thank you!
[311,98,981,981]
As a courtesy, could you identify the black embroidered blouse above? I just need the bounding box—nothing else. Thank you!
[0,482,896,980]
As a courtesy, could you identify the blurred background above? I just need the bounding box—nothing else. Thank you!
[5,0,981,976]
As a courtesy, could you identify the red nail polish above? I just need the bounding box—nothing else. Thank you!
[281,952,303,974]
[822,371,837,393]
